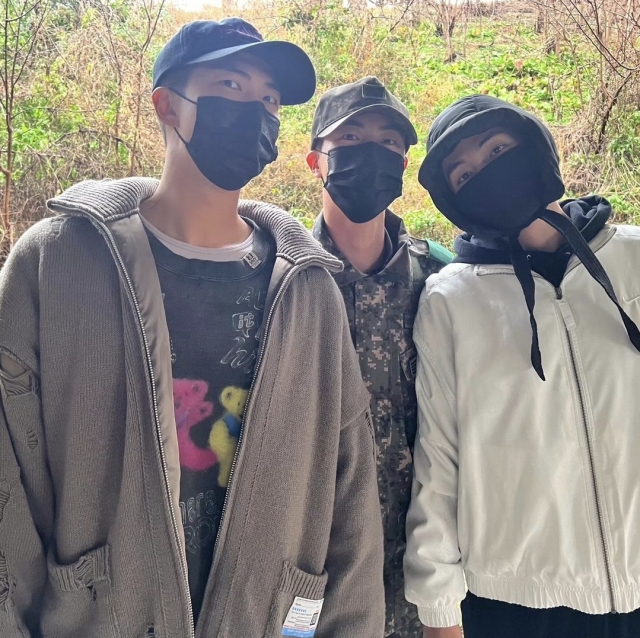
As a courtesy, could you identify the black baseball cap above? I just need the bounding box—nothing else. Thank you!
[311,76,417,148]
[152,18,316,106]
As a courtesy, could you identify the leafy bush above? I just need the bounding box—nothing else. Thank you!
[3,0,640,255]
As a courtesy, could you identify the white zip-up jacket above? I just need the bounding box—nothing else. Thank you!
[404,224,640,628]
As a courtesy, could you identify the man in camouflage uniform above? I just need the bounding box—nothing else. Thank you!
[306,77,452,637]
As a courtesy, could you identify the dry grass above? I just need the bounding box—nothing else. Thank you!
[2,0,640,263]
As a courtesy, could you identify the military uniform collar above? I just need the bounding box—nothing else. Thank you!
[312,210,413,286]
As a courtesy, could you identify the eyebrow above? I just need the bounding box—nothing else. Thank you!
[445,159,464,179]
[445,130,505,178]
[341,119,405,139]
[342,118,365,129]
[213,64,281,94]
[215,63,251,79]
[478,130,501,149]
[382,123,406,136]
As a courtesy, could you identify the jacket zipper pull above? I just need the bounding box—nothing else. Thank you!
[555,287,563,300]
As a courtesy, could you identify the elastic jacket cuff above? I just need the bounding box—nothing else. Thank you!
[418,604,461,628]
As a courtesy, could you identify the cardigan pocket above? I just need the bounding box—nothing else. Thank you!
[41,544,120,638]
[0,573,29,638]
[264,561,328,638]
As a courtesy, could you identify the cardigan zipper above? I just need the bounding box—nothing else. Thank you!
[99,222,196,637]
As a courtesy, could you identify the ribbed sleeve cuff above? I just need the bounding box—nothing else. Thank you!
[418,604,461,628]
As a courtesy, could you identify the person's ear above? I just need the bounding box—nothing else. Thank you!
[403,155,409,170]
[306,151,323,179]
[152,87,179,129]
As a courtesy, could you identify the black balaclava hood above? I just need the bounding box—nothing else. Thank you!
[419,95,640,380]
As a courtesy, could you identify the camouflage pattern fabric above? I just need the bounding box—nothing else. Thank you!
[313,210,452,637]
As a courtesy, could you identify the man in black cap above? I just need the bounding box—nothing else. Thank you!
[404,94,640,638]
[0,19,384,637]
[307,77,452,638]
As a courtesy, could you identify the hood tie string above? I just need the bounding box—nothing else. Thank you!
[511,209,640,381]
[509,237,545,380]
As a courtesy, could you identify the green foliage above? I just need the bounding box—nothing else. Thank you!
[402,209,455,245]
[288,208,315,230]
[6,0,640,251]
[254,4,640,242]
[609,110,640,164]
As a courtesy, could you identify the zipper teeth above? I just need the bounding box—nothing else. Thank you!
[101,225,195,637]
[210,265,300,566]
[477,269,616,608]
[564,322,616,612]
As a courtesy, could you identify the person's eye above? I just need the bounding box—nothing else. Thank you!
[491,143,507,156]
[382,138,399,146]
[263,95,279,105]
[458,171,473,186]
[221,79,241,90]
[341,133,359,141]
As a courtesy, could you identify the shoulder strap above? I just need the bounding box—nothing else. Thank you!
[426,240,453,266]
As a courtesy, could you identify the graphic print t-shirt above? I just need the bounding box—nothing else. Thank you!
[146,223,275,622]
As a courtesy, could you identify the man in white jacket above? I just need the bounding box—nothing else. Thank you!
[404,94,640,638]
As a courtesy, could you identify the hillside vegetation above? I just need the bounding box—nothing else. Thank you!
[1,0,639,259]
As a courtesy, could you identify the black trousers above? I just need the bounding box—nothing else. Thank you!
[462,592,640,638]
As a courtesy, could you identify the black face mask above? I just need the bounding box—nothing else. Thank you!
[171,91,279,191]
[453,144,544,237]
[452,143,640,381]
[322,142,405,224]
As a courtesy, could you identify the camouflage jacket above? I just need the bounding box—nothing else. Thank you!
[313,211,452,637]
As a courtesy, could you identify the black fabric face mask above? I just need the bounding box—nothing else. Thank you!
[452,144,544,237]
[452,144,640,380]
[171,91,279,191]
[322,142,405,224]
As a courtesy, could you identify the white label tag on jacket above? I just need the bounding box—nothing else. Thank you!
[282,596,324,637]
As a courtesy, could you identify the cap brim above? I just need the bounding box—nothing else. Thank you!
[186,40,316,106]
[317,104,418,147]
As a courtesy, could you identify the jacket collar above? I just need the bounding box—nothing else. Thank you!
[312,209,413,287]
[474,225,617,278]
[47,177,343,272]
